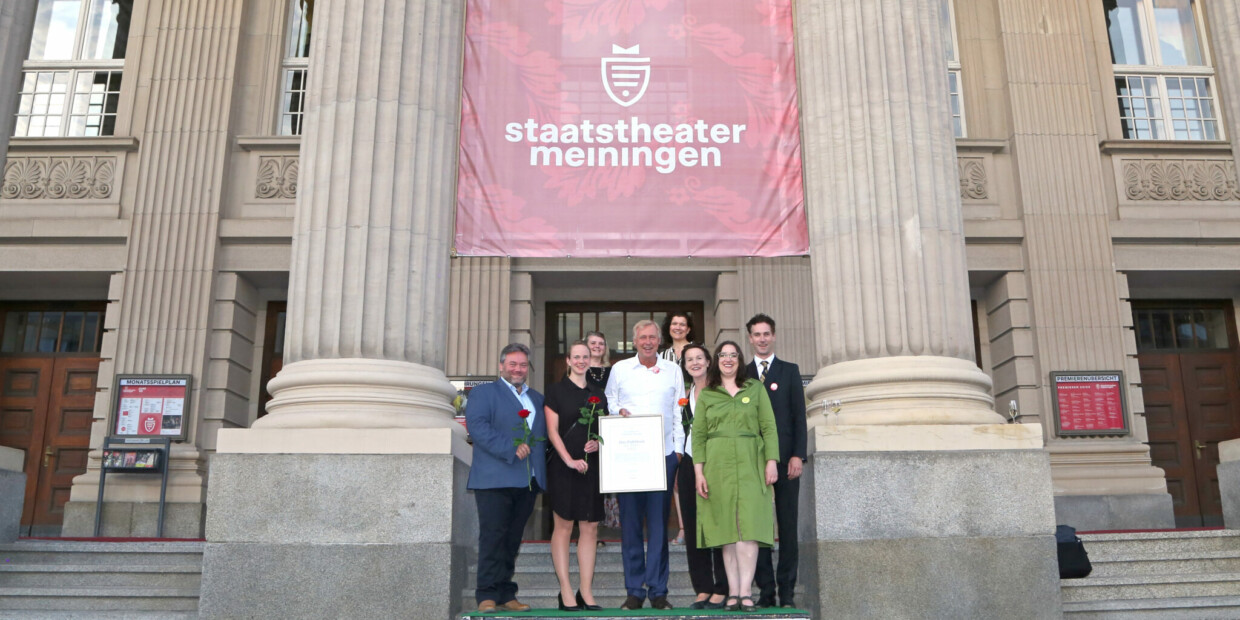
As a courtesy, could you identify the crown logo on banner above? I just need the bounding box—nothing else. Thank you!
[601,44,651,108]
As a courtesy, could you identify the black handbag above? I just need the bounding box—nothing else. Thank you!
[1055,524,1092,579]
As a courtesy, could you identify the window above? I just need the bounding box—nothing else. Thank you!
[941,0,966,138]
[0,307,104,353]
[1133,304,1231,351]
[14,0,130,137]
[280,0,313,135]
[1105,0,1220,140]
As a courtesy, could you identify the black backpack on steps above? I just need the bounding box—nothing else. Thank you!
[1056,524,1092,579]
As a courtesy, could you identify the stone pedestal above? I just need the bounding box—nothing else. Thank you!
[801,425,1062,618]
[1218,439,1240,529]
[0,447,25,542]
[199,429,473,618]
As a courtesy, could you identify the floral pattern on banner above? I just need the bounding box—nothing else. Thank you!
[457,0,806,258]
[549,0,673,42]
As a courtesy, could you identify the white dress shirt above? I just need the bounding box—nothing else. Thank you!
[501,377,536,429]
[605,356,686,456]
[685,388,698,458]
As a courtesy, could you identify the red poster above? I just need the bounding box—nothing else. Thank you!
[456,0,806,257]
[1053,373,1128,436]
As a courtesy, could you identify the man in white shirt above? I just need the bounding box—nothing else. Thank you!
[605,320,686,610]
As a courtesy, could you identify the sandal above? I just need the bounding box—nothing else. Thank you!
[673,529,685,545]
[740,596,758,612]
[725,597,740,611]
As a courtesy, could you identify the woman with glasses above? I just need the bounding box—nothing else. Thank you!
[692,341,779,612]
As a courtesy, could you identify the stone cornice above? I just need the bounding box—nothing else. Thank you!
[1100,139,1231,155]
[236,136,300,152]
[7,136,139,153]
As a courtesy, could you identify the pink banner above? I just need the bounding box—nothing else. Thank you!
[456,0,806,258]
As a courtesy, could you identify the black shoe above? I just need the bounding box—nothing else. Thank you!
[757,594,778,608]
[689,600,707,610]
[558,592,580,612]
[620,595,644,610]
[576,591,603,611]
[724,597,740,611]
[650,596,673,610]
[703,598,727,610]
[740,596,758,613]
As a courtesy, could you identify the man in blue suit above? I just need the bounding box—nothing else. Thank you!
[466,343,547,613]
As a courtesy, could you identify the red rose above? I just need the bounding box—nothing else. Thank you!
[518,409,530,418]
[588,396,601,404]
[678,398,689,407]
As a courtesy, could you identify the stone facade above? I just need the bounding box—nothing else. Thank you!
[2,0,1238,554]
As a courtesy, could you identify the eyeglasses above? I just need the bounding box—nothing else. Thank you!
[717,352,739,359]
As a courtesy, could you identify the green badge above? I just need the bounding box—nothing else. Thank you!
[742,396,751,404]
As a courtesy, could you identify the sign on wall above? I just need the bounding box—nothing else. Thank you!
[1051,372,1129,437]
[111,375,192,441]
[456,0,806,258]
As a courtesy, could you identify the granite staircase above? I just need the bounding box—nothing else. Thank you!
[463,541,807,614]
[0,539,203,617]
[1062,530,1240,618]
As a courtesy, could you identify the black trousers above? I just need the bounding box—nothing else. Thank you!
[677,453,728,596]
[755,460,799,604]
[474,485,538,604]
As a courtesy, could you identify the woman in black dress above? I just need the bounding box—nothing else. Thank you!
[544,340,607,611]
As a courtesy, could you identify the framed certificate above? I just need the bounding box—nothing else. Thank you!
[599,415,667,494]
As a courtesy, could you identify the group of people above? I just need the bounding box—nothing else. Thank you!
[464,313,807,613]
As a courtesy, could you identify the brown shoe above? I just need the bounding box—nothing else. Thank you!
[501,599,532,612]
[477,600,498,613]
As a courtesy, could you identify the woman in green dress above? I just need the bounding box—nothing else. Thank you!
[692,341,780,612]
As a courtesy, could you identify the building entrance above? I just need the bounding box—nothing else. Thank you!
[1135,302,1240,527]
[541,301,704,540]
[0,304,104,535]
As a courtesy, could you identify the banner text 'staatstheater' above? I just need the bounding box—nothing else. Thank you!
[455,0,806,258]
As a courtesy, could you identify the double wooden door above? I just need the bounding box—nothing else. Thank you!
[0,357,98,534]
[1136,303,1240,527]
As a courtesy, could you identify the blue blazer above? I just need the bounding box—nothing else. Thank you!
[465,380,548,491]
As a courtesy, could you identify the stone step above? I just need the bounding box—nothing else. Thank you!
[1086,550,1240,577]
[471,568,698,590]
[0,563,203,588]
[0,586,201,612]
[1078,531,1240,559]
[1060,572,1240,603]
[1064,595,1240,618]
[0,612,199,619]
[458,588,803,615]
[0,541,204,566]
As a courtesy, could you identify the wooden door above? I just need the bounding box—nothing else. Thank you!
[1140,353,1199,522]
[32,358,98,528]
[0,358,55,526]
[1180,353,1240,526]
[0,357,97,531]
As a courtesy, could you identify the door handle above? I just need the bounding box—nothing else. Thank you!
[1194,440,1207,460]
[43,446,54,468]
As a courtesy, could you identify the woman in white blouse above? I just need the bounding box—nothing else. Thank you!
[676,343,728,609]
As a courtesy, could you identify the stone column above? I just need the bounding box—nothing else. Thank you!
[794,0,1060,617]
[1207,3,1240,149]
[199,0,471,617]
[798,0,1002,427]
[0,1,37,166]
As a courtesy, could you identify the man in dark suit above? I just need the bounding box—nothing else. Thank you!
[465,343,547,613]
[745,314,807,609]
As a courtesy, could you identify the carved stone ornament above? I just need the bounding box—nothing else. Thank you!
[1122,158,1240,202]
[256,156,298,199]
[958,157,989,200]
[2,156,115,200]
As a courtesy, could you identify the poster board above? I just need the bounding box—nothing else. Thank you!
[1051,372,1129,437]
[450,377,496,430]
[111,375,192,441]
